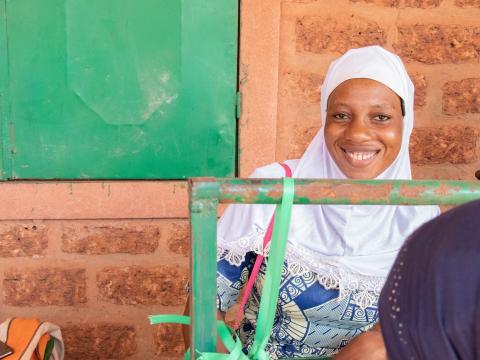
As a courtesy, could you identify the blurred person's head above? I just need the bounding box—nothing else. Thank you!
[380,200,480,360]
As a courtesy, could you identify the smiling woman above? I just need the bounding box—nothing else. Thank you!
[207,46,441,359]
[325,78,403,180]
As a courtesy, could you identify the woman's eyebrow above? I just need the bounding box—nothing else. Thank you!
[328,102,351,108]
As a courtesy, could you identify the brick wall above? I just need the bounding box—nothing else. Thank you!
[278,0,480,180]
[0,219,190,359]
[1,1,479,359]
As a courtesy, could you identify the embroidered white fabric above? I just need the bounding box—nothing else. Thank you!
[217,226,384,310]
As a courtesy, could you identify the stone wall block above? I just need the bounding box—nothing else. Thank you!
[62,324,137,360]
[166,221,190,257]
[410,126,478,164]
[394,25,480,64]
[442,78,480,115]
[61,224,159,255]
[0,223,47,258]
[3,268,87,306]
[411,73,428,109]
[153,324,184,356]
[97,266,188,306]
[296,16,387,54]
[282,70,323,104]
[455,0,480,7]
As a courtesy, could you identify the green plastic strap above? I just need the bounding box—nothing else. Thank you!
[249,177,295,359]
[150,178,295,360]
[149,314,248,360]
[149,314,190,326]
[200,321,246,360]
[43,337,55,360]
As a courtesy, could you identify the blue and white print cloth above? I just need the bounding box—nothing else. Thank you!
[217,253,379,359]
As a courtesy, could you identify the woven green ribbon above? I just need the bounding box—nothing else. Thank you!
[150,178,297,359]
[149,314,247,360]
[248,177,294,359]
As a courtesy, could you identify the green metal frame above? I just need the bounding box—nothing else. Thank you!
[189,177,480,359]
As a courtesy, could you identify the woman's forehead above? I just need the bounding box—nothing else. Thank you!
[327,78,403,108]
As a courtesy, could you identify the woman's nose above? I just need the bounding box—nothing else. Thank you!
[344,117,371,141]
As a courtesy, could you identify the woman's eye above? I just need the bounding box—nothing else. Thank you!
[373,114,391,122]
[333,113,349,120]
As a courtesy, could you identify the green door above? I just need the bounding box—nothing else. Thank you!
[0,0,238,179]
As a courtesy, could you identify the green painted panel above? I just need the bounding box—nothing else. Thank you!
[0,0,238,179]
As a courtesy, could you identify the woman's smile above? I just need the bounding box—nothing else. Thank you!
[340,146,381,166]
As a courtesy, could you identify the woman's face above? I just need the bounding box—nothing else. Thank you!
[325,78,403,179]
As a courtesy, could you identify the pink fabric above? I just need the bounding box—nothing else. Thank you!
[234,163,292,329]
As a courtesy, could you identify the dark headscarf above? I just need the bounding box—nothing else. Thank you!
[379,200,480,360]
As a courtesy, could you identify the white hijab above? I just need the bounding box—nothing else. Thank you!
[217,46,440,308]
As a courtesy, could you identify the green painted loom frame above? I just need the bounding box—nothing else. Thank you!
[188,178,480,359]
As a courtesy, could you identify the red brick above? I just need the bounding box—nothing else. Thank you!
[0,223,47,257]
[394,25,480,64]
[97,266,188,306]
[296,16,386,54]
[288,126,320,159]
[282,70,323,104]
[442,78,480,115]
[61,223,159,255]
[153,324,184,356]
[411,73,428,109]
[167,221,190,257]
[410,126,478,164]
[455,0,480,6]
[62,324,136,360]
[350,0,441,7]
[3,268,87,306]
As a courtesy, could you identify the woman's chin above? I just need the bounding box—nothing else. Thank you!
[336,163,380,180]
[338,164,383,179]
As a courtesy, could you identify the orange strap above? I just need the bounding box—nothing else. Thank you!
[35,334,50,360]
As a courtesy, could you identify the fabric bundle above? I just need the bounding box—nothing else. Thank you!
[0,317,64,360]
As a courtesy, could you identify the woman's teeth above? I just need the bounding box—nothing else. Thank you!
[346,151,377,161]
